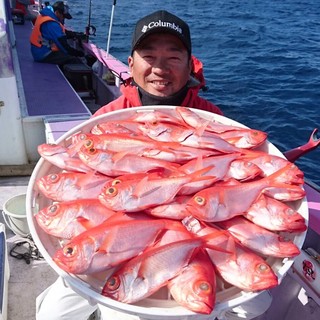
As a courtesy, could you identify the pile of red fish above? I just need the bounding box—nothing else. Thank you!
[35,107,307,315]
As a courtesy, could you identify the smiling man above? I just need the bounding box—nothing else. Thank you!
[36,10,273,320]
[93,10,222,116]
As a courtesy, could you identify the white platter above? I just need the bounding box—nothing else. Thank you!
[26,106,308,319]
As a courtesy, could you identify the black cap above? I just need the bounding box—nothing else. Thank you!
[52,1,72,19]
[131,10,191,54]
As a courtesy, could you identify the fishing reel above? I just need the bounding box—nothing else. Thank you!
[85,25,97,37]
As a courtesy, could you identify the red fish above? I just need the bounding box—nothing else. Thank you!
[145,195,191,220]
[99,168,215,212]
[186,164,305,222]
[77,144,180,176]
[175,106,248,133]
[83,132,221,163]
[53,218,183,274]
[179,153,262,184]
[241,150,304,184]
[36,172,112,201]
[38,143,92,173]
[244,194,307,232]
[90,120,140,135]
[35,199,117,239]
[139,120,240,153]
[217,216,300,257]
[101,232,224,303]
[217,129,267,148]
[168,249,217,314]
[183,216,278,292]
[175,107,268,148]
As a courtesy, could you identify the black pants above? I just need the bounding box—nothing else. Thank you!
[41,51,81,66]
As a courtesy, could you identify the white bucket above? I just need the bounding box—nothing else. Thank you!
[3,194,30,237]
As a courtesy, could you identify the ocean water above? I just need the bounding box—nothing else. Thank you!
[67,0,320,185]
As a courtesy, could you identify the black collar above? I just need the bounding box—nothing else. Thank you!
[133,81,189,106]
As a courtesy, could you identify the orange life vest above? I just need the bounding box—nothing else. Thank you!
[30,15,65,51]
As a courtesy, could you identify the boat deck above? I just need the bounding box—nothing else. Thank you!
[0,176,57,320]
[13,22,91,118]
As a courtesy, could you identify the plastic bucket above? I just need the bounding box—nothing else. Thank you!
[3,194,30,237]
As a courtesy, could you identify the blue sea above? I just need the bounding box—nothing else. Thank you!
[67,0,320,185]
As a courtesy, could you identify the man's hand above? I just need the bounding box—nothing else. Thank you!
[66,30,86,40]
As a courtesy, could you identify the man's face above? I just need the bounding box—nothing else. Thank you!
[128,33,192,97]
[55,10,65,23]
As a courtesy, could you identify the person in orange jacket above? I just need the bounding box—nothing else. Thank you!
[30,1,85,65]
[93,10,222,117]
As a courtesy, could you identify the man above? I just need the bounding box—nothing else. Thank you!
[30,1,84,65]
[36,10,271,320]
[93,10,222,116]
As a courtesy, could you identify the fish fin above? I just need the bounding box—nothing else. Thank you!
[77,171,109,190]
[64,158,91,172]
[132,176,162,198]
[194,155,204,171]
[76,217,95,230]
[189,166,217,182]
[99,228,119,252]
[200,231,233,254]
[225,236,238,261]
[66,139,85,157]
[112,151,130,162]
[194,121,210,136]
[224,136,242,145]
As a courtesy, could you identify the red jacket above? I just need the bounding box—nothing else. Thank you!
[93,84,223,117]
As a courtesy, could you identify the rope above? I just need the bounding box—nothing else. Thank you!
[9,235,43,264]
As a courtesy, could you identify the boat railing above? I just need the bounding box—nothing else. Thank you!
[82,42,130,86]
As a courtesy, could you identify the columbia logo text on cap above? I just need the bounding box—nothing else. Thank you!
[141,20,183,35]
[131,10,192,54]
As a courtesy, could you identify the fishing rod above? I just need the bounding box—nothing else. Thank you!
[85,0,96,42]
[106,0,117,55]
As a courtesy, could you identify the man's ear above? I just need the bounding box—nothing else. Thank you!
[128,55,134,71]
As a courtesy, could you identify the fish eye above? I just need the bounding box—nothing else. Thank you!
[286,208,295,216]
[48,204,58,214]
[193,280,212,295]
[49,174,59,183]
[79,133,87,141]
[84,139,94,149]
[63,246,75,257]
[256,263,270,273]
[194,196,206,206]
[106,187,118,196]
[112,179,122,186]
[246,161,254,168]
[106,275,120,291]
[87,147,97,154]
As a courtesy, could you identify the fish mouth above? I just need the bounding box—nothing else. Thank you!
[188,300,213,315]
[35,214,50,227]
[250,276,279,291]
